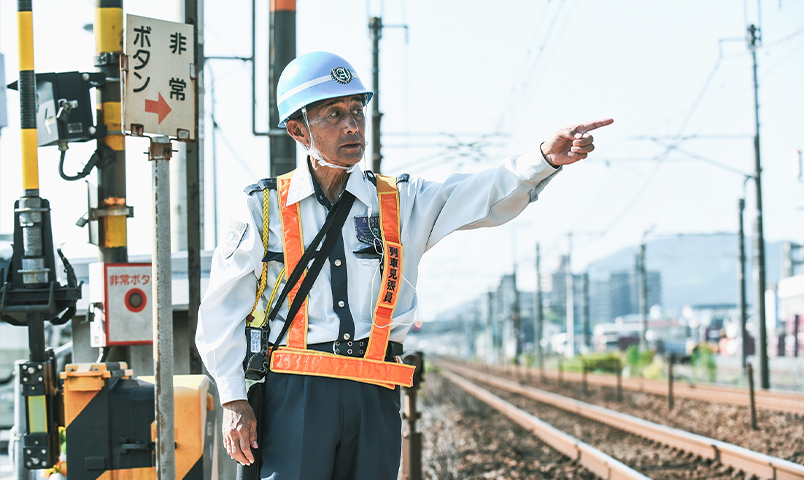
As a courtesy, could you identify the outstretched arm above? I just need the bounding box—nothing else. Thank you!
[541,118,614,167]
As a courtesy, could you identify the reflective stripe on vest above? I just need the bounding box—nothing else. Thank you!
[277,172,309,349]
[270,172,415,388]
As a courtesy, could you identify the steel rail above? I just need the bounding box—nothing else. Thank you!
[497,363,804,415]
[445,362,804,480]
[441,370,652,480]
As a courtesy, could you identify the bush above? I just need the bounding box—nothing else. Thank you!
[690,343,716,383]
[579,352,623,374]
[625,345,654,377]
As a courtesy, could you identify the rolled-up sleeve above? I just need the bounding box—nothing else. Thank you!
[196,196,263,404]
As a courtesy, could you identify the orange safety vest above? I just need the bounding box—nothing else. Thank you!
[268,171,416,389]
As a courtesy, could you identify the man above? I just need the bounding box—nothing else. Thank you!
[196,51,612,479]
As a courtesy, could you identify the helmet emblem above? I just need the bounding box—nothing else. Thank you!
[330,67,353,85]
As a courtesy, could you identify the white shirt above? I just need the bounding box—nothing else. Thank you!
[196,147,560,404]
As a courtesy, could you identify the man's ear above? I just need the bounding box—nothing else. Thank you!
[286,119,308,147]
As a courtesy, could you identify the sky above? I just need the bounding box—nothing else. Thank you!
[1,0,803,322]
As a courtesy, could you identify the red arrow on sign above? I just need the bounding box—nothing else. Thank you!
[144,93,172,124]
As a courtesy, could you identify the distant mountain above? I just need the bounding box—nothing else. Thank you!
[587,234,784,313]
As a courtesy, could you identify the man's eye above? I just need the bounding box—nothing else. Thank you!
[352,108,364,117]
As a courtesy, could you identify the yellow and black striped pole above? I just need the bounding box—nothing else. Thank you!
[94,0,129,263]
[17,0,38,196]
[14,1,61,472]
[268,0,296,176]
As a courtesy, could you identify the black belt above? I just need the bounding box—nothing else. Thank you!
[306,339,403,361]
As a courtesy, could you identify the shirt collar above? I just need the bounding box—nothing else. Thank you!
[285,157,374,208]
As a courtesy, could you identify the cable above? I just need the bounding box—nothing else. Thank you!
[570,54,726,243]
[58,143,116,181]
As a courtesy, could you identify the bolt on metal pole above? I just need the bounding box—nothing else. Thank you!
[149,136,175,479]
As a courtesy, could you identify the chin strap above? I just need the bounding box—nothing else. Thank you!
[301,105,357,173]
[315,157,355,173]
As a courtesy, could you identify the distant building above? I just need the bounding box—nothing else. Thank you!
[609,269,661,320]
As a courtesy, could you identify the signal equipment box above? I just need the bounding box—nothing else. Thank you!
[89,263,153,346]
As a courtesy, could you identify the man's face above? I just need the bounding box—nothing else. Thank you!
[304,95,367,166]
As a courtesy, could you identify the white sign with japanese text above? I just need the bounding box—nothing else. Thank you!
[124,14,196,140]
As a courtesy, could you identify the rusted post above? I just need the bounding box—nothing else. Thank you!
[582,359,588,395]
[668,354,674,410]
[149,136,175,479]
[616,357,623,402]
[558,357,563,385]
[746,363,758,430]
[401,352,424,480]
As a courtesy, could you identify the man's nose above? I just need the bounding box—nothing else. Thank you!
[342,113,360,133]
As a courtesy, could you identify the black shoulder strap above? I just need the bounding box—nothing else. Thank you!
[266,192,356,348]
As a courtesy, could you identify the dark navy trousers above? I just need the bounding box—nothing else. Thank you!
[259,372,402,480]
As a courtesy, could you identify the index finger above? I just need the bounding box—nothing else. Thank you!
[572,118,614,135]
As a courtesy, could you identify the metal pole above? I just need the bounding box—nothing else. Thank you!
[738,198,749,369]
[582,272,590,350]
[150,136,175,479]
[401,352,424,480]
[565,235,574,358]
[369,17,383,173]
[184,0,204,374]
[746,363,758,430]
[639,242,648,351]
[486,291,493,365]
[747,23,769,390]
[668,354,674,410]
[94,0,128,264]
[512,267,521,364]
[268,0,297,176]
[535,243,544,374]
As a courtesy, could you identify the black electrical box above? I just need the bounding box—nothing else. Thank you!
[9,71,106,146]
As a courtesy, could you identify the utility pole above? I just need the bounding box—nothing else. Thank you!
[369,17,383,173]
[183,0,204,375]
[738,197,749,369]
[94,0,128,265]
[486,291,493,364]
[534,243,544,371]
[639,242,648,351]
[368,16,407,174]
[512,267,522,364]
[565,234,574,358]
[582,272,590,350]
[269,0,296,176]
[747,23,769,389]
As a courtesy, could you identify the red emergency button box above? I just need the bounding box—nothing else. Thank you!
[89,263,153,346]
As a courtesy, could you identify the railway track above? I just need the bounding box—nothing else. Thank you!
[485,361,804,415]
[440,361,804,480]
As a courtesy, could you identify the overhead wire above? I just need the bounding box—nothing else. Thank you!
[493,0,576,134]
[586,54,725,234]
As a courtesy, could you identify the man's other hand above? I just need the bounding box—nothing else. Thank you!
[222,399,259,465]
